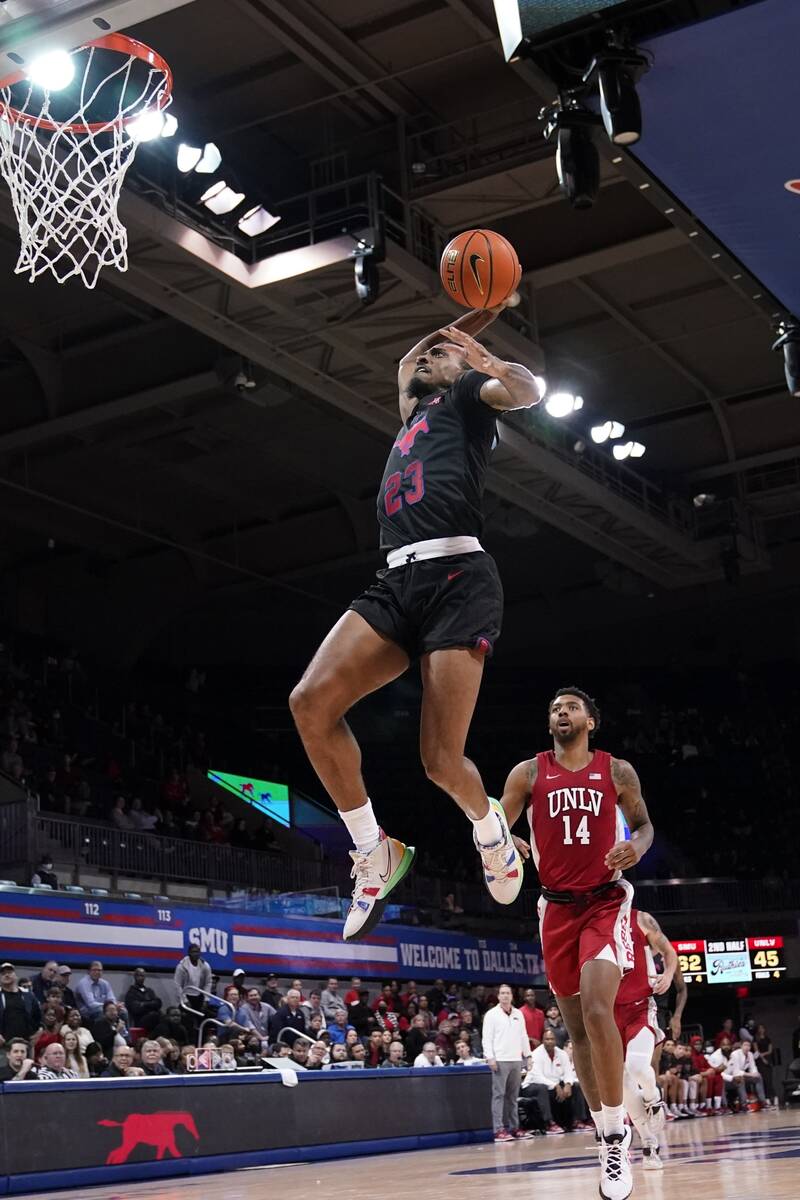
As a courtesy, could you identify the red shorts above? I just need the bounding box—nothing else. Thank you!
[538,880,634,997]
[615,996,662,1049]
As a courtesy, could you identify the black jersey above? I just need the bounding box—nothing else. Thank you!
[378,369,495,552]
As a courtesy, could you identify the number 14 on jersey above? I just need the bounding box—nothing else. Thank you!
[562,813,591,845]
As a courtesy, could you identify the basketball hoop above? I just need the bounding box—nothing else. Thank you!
[0,33,173,288]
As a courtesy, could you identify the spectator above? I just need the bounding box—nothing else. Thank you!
[160,1039,181,1073]
[400,981,420,1009]
[174,943,211,1031]
[727,1039,766,1108]
[129,796,158,831]
[416,994,434,1031]
[238,1035,265,1067]
[29,960,59,1006]
[307,1041,328,1070]
[301,989,326,1031]
[426,979,446,1015]
[30,855,58,889]
[543,1003,568,1049]
[0,1038,39,1081]
[162,767,189,807]
[218,1043,238,1071]
[482,983,532,1143]
[327,1009,355,1046]
[344,977,362,1006]
[289,1040,310,1069]
[75,961,116,1023]
[213,987,250,1042]
[739,1017,757,1044]
[102,1046,137,1078]
[435,1019,458,1065]
[231,968,247,992]
[237,987,275,1043]
[414,1041,444,1068]
[0,960,41,1046]
[754,1023,775,1104]
[529,1029,583,1132]
[459,1009,483,1057]
[32,1003,64,1058]
[151,1006,190,1047]
[55,966,77,1011]
[140,1039,171,1076]
[62,1029,89,1078]
[350,1042,367,1065]
[520,988,545,1050]
[124,967,163,1030]
[328,1044,349,1066]
[715,1017,737,1047]
[365,1029,384,1067]
[269,988,306,1045]
[85,1042,109,1077]
[454,1039,482,1066]
[371,984,396,1013]
[37,1042,78,1081]
[110,795,134,831]
[320,978,347,1023]
[92,1001,130,1059]
[380,1041,406,1069]
[690,1035,725,1113]
[347,989,372,1038]
[261,975,282,1009]
[405,1014,430,1065]
[374,1002,400,1036]
[60,1007,93,1053]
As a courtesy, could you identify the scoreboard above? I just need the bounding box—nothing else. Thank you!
[671,936,786,985]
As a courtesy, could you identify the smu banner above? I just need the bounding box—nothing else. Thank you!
[0,892,542,983]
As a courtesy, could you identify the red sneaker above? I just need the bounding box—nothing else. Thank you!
[494,1129,513,1143]
[512,1129,533,1139]
[546,1122,565,1135]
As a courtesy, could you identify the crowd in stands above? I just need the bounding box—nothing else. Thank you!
[2,949,796,1142]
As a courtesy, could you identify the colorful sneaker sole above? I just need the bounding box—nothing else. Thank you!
[342,844,416,943]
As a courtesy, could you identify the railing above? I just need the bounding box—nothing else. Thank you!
[34,812,331,894]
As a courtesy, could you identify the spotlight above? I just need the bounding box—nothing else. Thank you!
[237,206,281,237]
[771,323,800,397]
[542,100,601,210]
[544,392,583,418]
[161,113,178,138]
[583,44,649,147]
[355,254,379,305]
[590,420,625,444]
[27,49,75,91]
[177,142,221,174]
[693,493,716,509]
[200,181,245,215]
[128,108,170,143]
[612,441,646,460]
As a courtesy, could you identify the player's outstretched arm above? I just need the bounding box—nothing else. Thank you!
[397,306,505,403]
[605,757,654,871]
[639,910,677,994]
[437,326,543,411]
[498,759,535,860]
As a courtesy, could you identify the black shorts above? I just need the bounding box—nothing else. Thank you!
[349,551,503,660]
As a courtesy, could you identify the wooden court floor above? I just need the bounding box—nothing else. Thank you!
[26,1107,800,1200]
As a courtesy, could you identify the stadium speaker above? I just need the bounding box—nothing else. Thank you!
[355,254,380,305]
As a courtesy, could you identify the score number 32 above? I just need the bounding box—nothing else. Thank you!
[385,461,424,515]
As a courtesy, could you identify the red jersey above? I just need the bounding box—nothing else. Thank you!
[521,1003,545,1046]
[528,748,625,892]
[615,911,655,1005]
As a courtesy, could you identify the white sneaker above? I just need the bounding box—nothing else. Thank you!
[600,1128,633,1200]
[473,798,523,905]
[342,830,415,942]
[642,1144,663,1171]
[644,1098,666,1137]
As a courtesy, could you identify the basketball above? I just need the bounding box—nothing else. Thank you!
[439,228,522,309]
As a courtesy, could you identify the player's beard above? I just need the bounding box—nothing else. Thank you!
[552,722,583,745]
[407,374,434,400]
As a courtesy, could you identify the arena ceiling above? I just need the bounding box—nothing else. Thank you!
[0,0,797,666]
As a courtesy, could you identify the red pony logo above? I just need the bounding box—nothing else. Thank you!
[393,416,429,457]
[98,1112,199,1164]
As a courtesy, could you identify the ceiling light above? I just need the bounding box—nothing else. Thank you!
[693,493,716,508]
[638,182,650,190]
[128,108,168,143]
[195,142,222,173]
[178,142,222,174]
[612,155,623,164]
[664,207,675,214]
[545,392,583,418]
[533,375,547,400]
[597,60,643,146]
[177,143,202,172]
[237,205,281,237]
[613,440,645,460]
[161,113,178,138]
[771,324,800,397]
[590,419,625,444]
[200,181,245,215]
[27,49,75,91]
[689,231,698,237]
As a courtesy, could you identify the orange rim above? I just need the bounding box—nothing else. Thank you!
[0,32,172,135]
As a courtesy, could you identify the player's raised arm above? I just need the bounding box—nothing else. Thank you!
[638,910,678,995]
[397,306,505,406]
[437,326,543,412]
[605,757,654,871]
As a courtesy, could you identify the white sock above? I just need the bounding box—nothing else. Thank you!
[340,799,381,854]
[623,1083,649,1145]
[602,1104,626,1139]
[590,1110,603,1135]
[713,1095,721,1109]
[473,804,502,847]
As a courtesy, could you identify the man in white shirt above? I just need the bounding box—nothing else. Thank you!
[414,1041,444,1067]
[524,1028,584,1133]
[726,1040,766,1109]
[482,984,532,1142]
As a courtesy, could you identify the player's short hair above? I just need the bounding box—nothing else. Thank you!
[551,686,601,731]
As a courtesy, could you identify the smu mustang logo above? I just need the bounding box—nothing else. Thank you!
[394,415,429,457]
[98,1111,199,1164]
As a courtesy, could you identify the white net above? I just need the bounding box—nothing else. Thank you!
[0,37,172,288]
